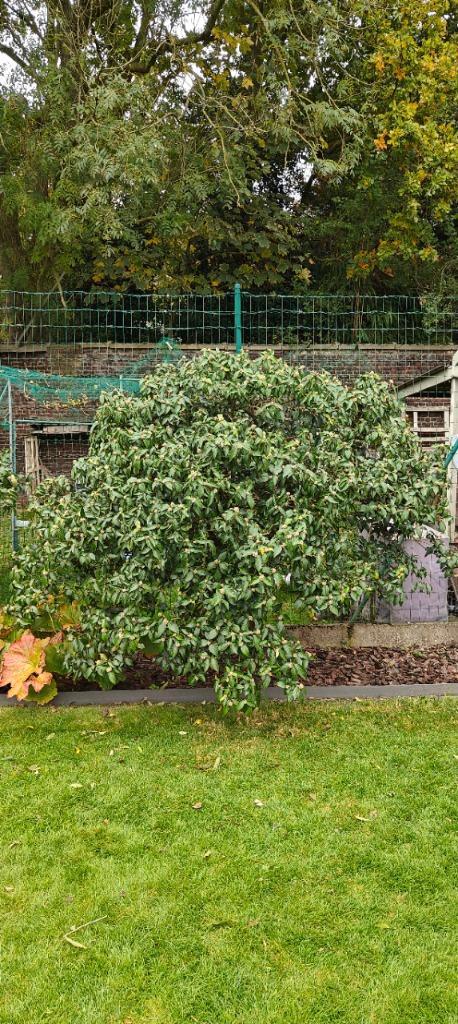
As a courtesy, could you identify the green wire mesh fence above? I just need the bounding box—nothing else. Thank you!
[1,290,457,352]
[0,291,235,352]
[241,293,457,347]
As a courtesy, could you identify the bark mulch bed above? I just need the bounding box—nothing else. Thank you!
[305,645,458,686]
[50,643,458,692]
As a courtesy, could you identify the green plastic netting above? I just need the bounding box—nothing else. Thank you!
[0,365,142,403]
[0,337,181,405]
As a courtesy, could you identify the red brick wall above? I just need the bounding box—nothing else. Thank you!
[0,341,454,385]
[0,342,455,477]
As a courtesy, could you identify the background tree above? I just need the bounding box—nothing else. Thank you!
[308,0,458,293]
[0,0,456,294]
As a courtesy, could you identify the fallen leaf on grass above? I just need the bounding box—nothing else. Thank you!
[254,799,264,808]
[202,849,212,859]
[192,802,203,811]
[4,886,14,893]
[247,918,260,928]
[69,782,83,789]
[355,811,378,822]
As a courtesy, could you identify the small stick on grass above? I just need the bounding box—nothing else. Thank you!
[62,915,107,949]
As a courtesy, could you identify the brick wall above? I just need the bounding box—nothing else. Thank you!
[0,341,455,386]
[0,384,95,475]
[272,344,454,388]
[0,342,455,477]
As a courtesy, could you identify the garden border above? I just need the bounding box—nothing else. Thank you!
[1,683,457,708]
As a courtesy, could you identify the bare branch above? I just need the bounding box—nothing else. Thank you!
[128,0,226,75]
[0,43,31,74]
[16,4,44,41]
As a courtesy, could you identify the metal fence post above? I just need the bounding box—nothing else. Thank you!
[447,351,458,541]
[234,283,243,353]
[7,380,18,552]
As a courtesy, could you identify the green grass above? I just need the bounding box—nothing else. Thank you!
[0,700,457,1024]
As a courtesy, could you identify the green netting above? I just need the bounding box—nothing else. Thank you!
[0,365,141,403]
[0,382,8,429]
[0,336,181,404]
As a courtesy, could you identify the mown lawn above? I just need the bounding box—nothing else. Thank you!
[0,699,457,1024]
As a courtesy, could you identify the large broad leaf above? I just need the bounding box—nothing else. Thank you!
[31,600,81,634]
[0,631,60,702]
[56,601,81,631]
[139,635,164,659]
[0,609,18,641]
[25,677,58,704]
[44,640,67,675]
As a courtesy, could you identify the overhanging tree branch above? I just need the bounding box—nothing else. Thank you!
[0,43,31,74]
[128,0,227,74]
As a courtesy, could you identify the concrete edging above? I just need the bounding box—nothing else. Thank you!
[1,683,457,708]
[291,620,458,649]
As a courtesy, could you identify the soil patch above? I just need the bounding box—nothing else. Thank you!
[50,643,458,692]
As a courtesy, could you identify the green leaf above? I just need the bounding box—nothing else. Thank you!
[26,678,58,705]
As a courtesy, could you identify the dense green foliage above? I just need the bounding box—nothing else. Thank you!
[313,0,458,293]
[0,451,18,513]
[8,352,451,706]
[0,1,456,293]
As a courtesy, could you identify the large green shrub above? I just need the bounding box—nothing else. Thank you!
[8,352,451,708]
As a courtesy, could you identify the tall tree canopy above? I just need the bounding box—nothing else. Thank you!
[0,0,456,293]
[310,0,458,294]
